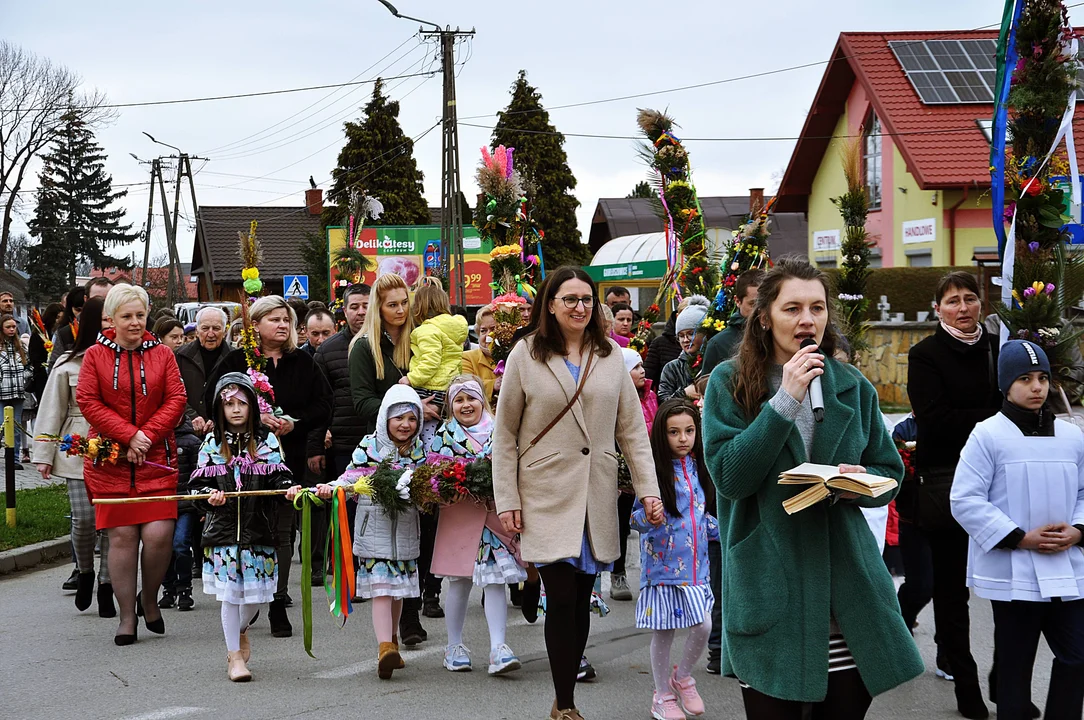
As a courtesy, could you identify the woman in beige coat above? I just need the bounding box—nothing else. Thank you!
[31,297,113,617]
[494,266,663,720]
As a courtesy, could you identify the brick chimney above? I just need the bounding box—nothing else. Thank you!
[305,188,323,215]
[749,188,765,216]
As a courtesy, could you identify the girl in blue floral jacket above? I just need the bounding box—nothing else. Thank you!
[631,398,719,720]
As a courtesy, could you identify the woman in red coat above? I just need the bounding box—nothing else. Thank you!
[77,284,186,645]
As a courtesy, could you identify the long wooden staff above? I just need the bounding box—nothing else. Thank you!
[92,489,291,505]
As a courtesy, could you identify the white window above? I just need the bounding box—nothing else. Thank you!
[864,113,883,210]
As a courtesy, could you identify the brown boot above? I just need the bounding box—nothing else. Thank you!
[227,651,252,682]
[377,641,401,680]
[239,630,251,663]
[549,700,584,720]
[391,635,405,669]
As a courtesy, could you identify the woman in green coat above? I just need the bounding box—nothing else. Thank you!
[702,257,922,719]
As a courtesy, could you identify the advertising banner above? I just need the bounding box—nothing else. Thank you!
[327,225,493,305]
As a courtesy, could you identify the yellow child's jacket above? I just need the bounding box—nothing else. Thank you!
[407,313,469,391]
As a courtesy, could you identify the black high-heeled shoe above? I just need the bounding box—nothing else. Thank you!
[137,593,165,635]
[114,625,137,646]
[97,583,116,619]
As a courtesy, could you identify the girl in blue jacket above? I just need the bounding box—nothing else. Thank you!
[632,398,719,720]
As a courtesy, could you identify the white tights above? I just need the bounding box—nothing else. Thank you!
[444,577,507,651]
[221,601,261,652]
[650,617,712,695]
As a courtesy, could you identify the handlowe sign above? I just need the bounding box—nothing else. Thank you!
[901,218,936,245]
[327,225,493,305]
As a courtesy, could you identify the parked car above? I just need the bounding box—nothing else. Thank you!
[172,301,242,326]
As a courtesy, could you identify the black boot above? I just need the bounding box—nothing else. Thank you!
[989,666,1041,719]
[422,593,444,619]
[399,600,426,646]
[97,583,116,618]
[176,587,194,611]
[268,598,293,638]
[74,572,94,611]
[956,682,990,720]
[62,567,79,591]
[158,588,176,609]
[521,579,541,624]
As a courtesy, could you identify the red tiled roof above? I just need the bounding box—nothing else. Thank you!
[776,29,1084,212]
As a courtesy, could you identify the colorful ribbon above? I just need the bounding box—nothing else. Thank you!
[324,487,356,621]
[293,489,325,658]
[991,0,1023,258]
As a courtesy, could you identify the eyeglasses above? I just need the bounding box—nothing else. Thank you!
[557,295,595,309]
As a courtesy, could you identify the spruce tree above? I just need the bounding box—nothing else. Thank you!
[26,183,69,301]
[492,71,589,269]
[627,181,653,199]
[324,79,430,228]
[26,108,136,287]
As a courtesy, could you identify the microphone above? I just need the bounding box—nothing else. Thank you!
[800,338,825,423]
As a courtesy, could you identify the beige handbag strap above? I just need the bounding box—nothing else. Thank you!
[518,349,595,460]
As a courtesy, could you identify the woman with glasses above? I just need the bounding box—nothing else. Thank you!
[493,265,664,720]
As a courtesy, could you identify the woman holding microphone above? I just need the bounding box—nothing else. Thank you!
[702,257,922,719]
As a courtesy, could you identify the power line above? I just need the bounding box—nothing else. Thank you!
[13,69,441,112]
[201,33,422,156]
[458,5,1084,121]
[458,121,1004,142]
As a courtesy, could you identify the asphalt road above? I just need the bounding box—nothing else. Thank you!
[0,551,1055,720]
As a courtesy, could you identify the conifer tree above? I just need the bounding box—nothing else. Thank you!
[26,108,137,288]
[324,79,429,228]
[26,184,69,301]
[492,71,589,269]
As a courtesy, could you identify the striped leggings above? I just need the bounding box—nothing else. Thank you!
[66,478,110,583]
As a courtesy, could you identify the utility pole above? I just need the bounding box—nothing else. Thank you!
[378,2,474,305]
[139,134,206,307]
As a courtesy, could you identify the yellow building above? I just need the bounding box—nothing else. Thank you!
[776,30,1039,268]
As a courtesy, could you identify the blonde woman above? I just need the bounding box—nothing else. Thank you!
[205,294,333,639]
[75,284,187,645]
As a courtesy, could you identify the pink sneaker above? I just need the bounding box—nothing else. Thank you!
[669,671,705,716]
[651,692,686,720]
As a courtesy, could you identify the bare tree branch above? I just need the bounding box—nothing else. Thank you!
[0,41,111,270]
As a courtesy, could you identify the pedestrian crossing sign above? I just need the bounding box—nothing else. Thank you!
[284,275,309,299]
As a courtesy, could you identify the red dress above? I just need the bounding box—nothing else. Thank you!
[76,329,187,529]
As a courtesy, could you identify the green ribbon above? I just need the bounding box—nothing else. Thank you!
[293,489,325,658]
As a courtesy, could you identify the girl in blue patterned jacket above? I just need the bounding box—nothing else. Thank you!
[631,398,719,720]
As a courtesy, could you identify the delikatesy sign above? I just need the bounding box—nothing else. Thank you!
[902,218,936,245]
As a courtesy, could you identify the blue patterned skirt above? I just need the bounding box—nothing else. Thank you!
[202,545,278,604]
[356,557,420,599]
[635,584,714,630]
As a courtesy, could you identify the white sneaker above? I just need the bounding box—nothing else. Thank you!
[487,643,521,675]
[443,643,472,672]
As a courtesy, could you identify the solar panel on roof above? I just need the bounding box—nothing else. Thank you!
[888,39,997,104]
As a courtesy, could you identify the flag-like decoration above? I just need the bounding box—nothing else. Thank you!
[994,0,1084,390]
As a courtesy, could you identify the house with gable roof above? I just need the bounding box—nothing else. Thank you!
[776,30,1084,269]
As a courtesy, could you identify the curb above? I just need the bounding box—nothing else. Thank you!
[0,534,70,575]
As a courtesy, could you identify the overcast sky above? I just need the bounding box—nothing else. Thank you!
[5,0,1056,266]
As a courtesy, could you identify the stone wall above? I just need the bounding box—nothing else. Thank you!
[855,321,937,405]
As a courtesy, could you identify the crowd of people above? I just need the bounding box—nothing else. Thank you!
[15,257,1084,720]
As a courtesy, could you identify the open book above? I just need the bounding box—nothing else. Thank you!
[779,463,898,515]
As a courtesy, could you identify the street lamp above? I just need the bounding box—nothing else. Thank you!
[376,0,440,30]
[143,131,181,155]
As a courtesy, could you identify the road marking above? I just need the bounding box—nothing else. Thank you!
[312,644,446,679]
[120,708,206,720]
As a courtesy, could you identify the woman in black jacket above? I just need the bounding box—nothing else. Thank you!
[205,295,332,639]
[905,271,1001,719]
